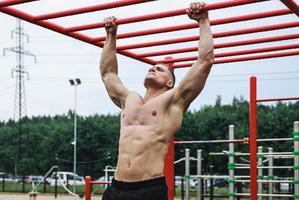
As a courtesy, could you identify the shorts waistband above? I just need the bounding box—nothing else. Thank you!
[112,176,166,189]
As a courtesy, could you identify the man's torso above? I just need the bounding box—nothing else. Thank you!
[115,91,183,181]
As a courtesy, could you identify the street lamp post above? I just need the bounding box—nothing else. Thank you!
[69,78,81,193]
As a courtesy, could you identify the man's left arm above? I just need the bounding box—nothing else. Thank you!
[172,2,214,111]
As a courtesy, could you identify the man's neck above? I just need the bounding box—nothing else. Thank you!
[144,87,168,103]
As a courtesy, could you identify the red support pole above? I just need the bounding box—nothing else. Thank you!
[173,50,299,68]
[250,77,258,200]
[137,33,299,58]
[117,21,299,50]
[164,137,174,200]
[85,176,92,200]
[34,0,149,21]
[281,0,299,17]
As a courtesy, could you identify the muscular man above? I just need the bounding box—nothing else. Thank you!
[100,2,214,200]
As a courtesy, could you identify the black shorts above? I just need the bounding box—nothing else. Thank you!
[102,176,168,200]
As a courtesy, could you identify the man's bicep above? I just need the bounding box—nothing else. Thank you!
[172,62,210,110]
[102,73,129,108]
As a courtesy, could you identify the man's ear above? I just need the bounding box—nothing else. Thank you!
[166,80,174,88]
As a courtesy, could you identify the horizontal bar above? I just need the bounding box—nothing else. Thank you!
[34,0,150,21]
[234,152,293,156]
[236,180,293,183]
[155,43,299,63]
[236,193,293,197]
[257,97,299,102]
[136,33,299,57]
[174,50,299,67]
[90,181,111,185]
[0,0,37,7]
[236,166,293,169]
[281,0,299,17]
[0,6,155,66]
[66,0,262,32]
[93,9,291,42]
[192,175,229,179]
[257,138,293,142]
[117,21,299,50]
[174,139,246,144]
[214,50,299,64]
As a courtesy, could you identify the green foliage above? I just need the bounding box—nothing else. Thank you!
[0,98,298,180]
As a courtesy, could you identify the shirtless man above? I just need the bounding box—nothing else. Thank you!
[100,2,213,200]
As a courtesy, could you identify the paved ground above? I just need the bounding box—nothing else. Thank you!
[0,194,186,200]
[0,194,98,200]
[0,194,192,200]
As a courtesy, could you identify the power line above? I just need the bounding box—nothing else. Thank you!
[2,19,36,176]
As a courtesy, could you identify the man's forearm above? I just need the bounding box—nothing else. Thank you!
[100,34,118,77]
[198,15,214,62]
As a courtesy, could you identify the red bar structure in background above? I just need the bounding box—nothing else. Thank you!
[0,1,298,200]
[92,9,291,42]
[65,0,261,33]
[85,176,91,200]
[34,0,149,21]
[249,77,258,200]
[0,0,298,68]
[249,76,299,200]
[0,0,37,7]
[137,33,299,57]
[281,0,299,16]
[117,21,299,50]
[164,138,175,200]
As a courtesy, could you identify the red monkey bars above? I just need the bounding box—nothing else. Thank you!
[1,1,298,200]
[0,0,298,67]
[249,77,299,200]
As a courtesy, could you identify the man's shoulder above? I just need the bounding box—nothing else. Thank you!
[124,91,143,102]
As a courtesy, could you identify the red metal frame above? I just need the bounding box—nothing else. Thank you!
[249,76,299,200]
[250,77,258,200]
[281,0,299,17]
[0,0,298,70]
[92,9,291,42]
[84,176,112,200]
[174,139,246,144]
[164,138,175,200]
[117,21,299,50]
[1,1,299,200]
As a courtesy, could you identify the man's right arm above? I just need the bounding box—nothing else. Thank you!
[100,17,129,108]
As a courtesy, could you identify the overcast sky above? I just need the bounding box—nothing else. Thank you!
[0,0,298,121]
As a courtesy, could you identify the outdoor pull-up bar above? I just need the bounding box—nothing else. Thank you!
[249,76,299,200]
[117,21,299,50]
[93,9,291,42]
[136,33,299,58]
[65,0,261,33]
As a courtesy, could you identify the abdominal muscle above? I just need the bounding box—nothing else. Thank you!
[115,125,169,182]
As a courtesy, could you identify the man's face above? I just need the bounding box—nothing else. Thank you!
[144,64,174,89]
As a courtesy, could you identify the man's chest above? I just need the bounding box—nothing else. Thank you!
[122,95,166,126]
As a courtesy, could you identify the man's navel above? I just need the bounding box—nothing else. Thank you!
[126,161,131,168]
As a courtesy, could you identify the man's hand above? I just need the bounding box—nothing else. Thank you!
[186,2,208,22]
[103,16,118,35]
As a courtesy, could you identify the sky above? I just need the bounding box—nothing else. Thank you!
[0,0,298,121]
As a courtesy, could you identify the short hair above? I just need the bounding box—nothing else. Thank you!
[161,56,175,85]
